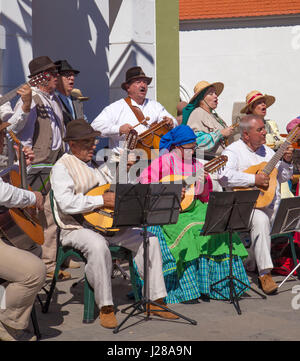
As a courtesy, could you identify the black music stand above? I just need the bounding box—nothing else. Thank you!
[270,197,300,288]
[201,190,266,315]
[111,182,197,334]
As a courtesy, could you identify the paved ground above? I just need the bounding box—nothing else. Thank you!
[32,260,300,343]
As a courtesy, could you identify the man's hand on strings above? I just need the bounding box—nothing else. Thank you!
[13,145,35,166]
[102,191,115,209]
[119,123,133,136]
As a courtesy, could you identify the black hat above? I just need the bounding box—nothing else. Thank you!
[55,60,80,75]
[28,56,57,78]
[121,66,152,91]
[63,119,101,142]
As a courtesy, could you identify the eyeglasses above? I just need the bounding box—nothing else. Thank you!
[60,71,77,78]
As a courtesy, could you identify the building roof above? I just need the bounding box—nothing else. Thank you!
[179,0,300,20]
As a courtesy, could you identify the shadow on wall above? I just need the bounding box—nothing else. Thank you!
[1,0,33,100]
[31,0,109,122]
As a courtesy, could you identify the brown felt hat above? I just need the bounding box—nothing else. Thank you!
[121,66,152,90]
[28,56,58,78]
[63,119,101,141]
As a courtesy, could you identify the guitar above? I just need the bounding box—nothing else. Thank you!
[160,155,228,211]
[0,73,50,106]
[0,131,44,246]
[233,124,300,209]
[82,130,138,233]
[224,121,240,147]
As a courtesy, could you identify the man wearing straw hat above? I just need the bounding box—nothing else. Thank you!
[240,90,285,150]
[91,66,177,157]
[182,80,234,159]
[0,119,46,341]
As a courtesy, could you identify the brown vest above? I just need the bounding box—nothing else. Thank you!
[32,94,64,165]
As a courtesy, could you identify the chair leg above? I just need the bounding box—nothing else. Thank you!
[83,275,95,323]
[31,304,41,340]
[42,247,66,313]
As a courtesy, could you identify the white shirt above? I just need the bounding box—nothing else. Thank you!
[218,139,293,212]
[50,159,113,215]
[15,88,64,150]
[0,176,36,208]
[0,98,29,134]
[91,97,177,153]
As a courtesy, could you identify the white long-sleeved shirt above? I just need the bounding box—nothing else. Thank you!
[0,98,30,134]
[91,97,177,153]
[218,139,293,212]
[50,159,113,215]
[0,176,36,208]
[14,88,64,150]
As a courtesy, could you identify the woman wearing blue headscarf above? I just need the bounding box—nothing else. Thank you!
[136,125,250,304]
[182,81,234,160]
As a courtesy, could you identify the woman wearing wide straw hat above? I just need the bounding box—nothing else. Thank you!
[241,90,285,150]
[182,81,234,160]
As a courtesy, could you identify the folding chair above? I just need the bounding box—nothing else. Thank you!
[41,190,139,323]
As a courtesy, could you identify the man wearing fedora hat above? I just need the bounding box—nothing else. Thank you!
[13,56,71,279]
[0,119,46,341]
[240,90,285,150]
[182,81,234,160]
[50,119,179,329]
[55,59,87,126]
[91,66,176,156]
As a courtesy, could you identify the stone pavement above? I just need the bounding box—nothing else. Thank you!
[32,261,300,342]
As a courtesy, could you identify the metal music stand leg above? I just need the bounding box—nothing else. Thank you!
[113,227,197,334]
[210,229,266,315]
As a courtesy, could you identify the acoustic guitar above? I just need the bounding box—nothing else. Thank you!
[0,131,44,247]
[82,129,138,233]
[233,124,300,209]
[0,72,50,106]
[160,155,228,211]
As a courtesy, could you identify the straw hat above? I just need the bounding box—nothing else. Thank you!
[240,90,275,114]
[0,121,10,132]
[71,88,89,101]
[189,80,224,104]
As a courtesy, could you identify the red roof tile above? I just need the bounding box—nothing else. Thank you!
[179,0,300,20]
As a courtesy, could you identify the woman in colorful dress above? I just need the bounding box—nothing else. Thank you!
[138,125,250,304]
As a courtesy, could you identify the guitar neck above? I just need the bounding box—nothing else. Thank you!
[0,83,26,106]
[263,140,290,175]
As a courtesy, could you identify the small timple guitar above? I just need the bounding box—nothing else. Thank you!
[83,130,138,233]
[0,72,51,106]
[160,155,228,211]
[233,124,300,209]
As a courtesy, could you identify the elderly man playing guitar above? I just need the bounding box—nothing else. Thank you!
[218,114,294,295]
[0,120,45,341]
[50,119,179,329]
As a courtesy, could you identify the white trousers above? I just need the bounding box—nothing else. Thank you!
[245,208,274,274]
[61,227,167,309]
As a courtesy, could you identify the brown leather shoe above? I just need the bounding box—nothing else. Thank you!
[258,273,278,295]
[146,298,180,319]
[99,305,118,329]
